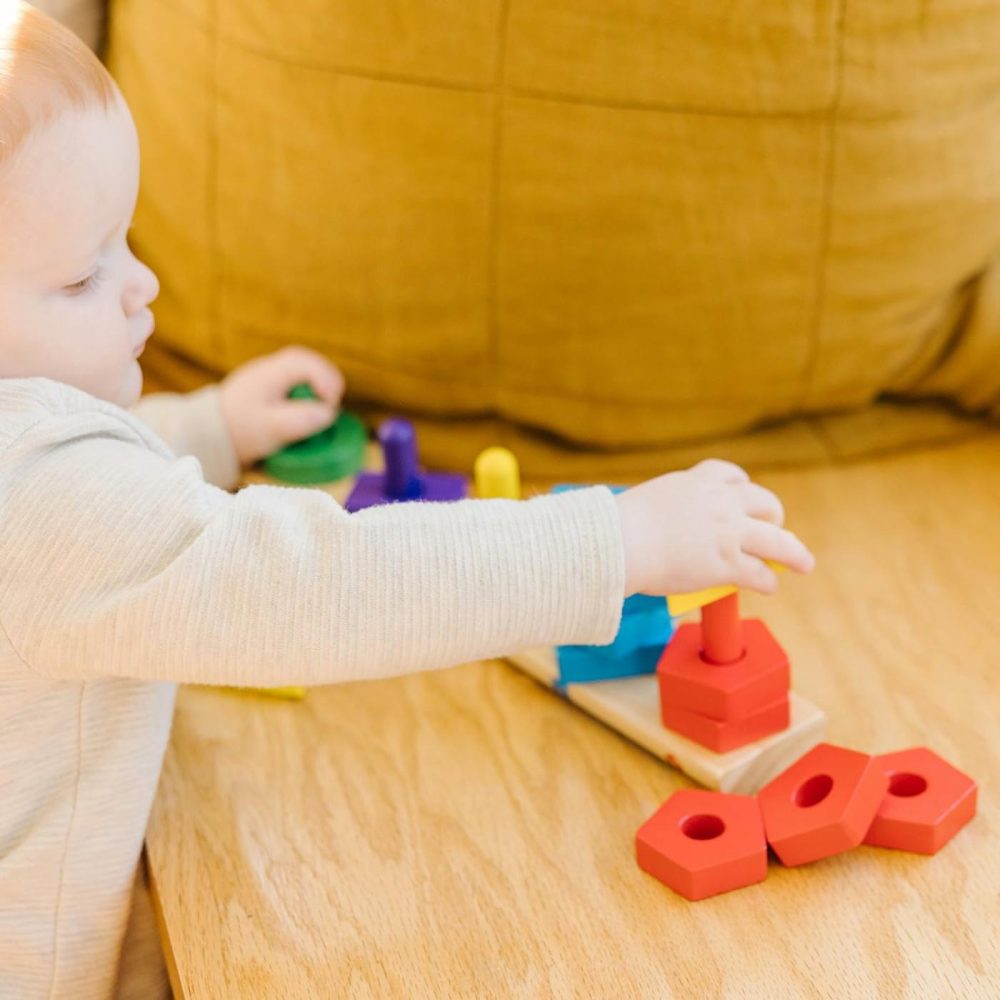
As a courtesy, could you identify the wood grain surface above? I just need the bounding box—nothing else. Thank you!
[147,435,1000,999]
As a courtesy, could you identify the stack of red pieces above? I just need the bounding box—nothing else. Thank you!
[656,592,790,752]
[635,743,977,901]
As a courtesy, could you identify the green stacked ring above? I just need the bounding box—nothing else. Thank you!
[262,383,368,484]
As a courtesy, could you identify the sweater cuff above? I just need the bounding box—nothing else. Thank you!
[526,483,625,648]
[129,383,242,492]
[182,383,242,491]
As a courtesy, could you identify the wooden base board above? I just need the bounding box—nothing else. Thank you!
[506,646,827,794]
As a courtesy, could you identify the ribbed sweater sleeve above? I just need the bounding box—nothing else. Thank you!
[0,410,625,687]
[127,383,242,492]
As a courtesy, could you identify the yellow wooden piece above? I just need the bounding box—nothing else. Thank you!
[667,560,786,616]
[245,686,307,701]
[474,447,521,499]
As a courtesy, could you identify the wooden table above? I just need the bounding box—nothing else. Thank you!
[147,435,1000,998]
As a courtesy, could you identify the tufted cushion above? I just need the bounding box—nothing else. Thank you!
[105,1,1000,478]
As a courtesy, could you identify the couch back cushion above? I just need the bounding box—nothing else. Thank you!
[105,0,1000,477]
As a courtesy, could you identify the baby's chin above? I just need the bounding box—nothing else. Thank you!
[116,359,144,408]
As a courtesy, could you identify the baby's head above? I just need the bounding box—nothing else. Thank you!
[0,2,158,408]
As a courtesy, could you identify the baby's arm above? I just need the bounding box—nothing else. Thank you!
[128,383,242,492]
[0,414,623,687]
[0,410,812,688]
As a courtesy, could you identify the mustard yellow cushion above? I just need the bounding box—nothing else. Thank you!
[106,0,1000,479]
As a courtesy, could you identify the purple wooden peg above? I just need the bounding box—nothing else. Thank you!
[379,418,422,500]
[343,416,469,512]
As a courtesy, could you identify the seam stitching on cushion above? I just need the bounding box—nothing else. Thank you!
[210,36,830,120]
[47,684,86,1000]
[486,1,513,408]
[142,0,1000,124]
[504,84,1000,123]
[798,0,849,407]
[209,0,222,365]
[506,85,831,121]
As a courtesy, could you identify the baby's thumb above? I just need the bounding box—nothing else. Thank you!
[276,400,338,442]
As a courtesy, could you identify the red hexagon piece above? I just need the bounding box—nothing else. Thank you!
[863,747,977,855]
[635,789,768,900]
[758,743,886,866]
[661,694,789,753]
[657,619,789,721]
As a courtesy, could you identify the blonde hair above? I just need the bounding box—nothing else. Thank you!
[0,1,117,169]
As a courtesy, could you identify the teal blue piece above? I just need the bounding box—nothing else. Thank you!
[552,481,674,684]
[552,482,625,496]
[610,606,674,656]
[623,592,666,617]
[554,605,674,684]
[556,643,663,686]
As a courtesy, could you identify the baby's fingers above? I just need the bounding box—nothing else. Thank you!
[742,520,815,574]
[739,482,784,525]
[693,458,750,484]
[273,400,337,442]
[731,553,780,595]
[274,346,345,409]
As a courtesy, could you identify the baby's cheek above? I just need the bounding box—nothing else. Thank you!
[82,304,130,371]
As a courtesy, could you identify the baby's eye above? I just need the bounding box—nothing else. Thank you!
[63,270,102,296]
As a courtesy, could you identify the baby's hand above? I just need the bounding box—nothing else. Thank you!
[219,346,345,467]
[614,459,815,599]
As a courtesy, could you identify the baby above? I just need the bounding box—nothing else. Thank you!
[0,5,814,999]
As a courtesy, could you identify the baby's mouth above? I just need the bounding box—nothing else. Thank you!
[134,314,155,356]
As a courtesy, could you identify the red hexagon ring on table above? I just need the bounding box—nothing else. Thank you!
[635,789,768,900]
[757,743,887,866]
[863,747,977,855]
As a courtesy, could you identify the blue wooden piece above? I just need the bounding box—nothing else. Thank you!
[556,643,664,685]
[612,604,674,656]
[551,482,674,684]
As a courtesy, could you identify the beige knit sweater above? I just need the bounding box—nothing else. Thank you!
[0,376,624,999]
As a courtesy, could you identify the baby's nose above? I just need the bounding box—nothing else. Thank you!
[125,259,159,314]
[136,258,159,305]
